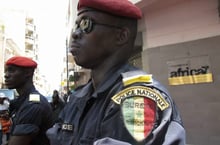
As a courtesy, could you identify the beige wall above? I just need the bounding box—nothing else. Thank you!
[143,35,220,145]
[141,0,220,48]
[137,0,220,144]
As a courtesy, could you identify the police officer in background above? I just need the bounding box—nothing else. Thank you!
[47,0,186,144]
[4,56,53,145]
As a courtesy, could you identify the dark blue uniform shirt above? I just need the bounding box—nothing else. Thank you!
[10,87,53,145]
[47,63,185,145]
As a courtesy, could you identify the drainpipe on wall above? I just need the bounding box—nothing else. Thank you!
[218,0,220,17]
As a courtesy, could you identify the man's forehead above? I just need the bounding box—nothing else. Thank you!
[77,7,97,16]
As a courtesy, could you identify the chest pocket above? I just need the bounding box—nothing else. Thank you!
[61,130,74,145]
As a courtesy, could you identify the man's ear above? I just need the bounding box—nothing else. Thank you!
[116,27,130,45]
[24,68,34,78]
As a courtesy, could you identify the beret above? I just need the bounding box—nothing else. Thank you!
[5,56,37,68]
[77,0,142,19]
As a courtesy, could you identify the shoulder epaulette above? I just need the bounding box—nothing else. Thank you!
[122,70,153,86]
[29,94,40,102]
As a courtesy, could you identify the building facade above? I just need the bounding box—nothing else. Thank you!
[0,8,48,94]
[136,0,220,145]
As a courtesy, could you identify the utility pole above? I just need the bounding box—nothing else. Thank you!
[66,39,69,93]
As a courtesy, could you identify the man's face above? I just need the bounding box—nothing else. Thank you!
[52,91,59,102]
[4,65,28,89]
[70,8,120,69]
[52,95,60,103]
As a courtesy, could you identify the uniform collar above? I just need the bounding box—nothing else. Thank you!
[73,63,137,99]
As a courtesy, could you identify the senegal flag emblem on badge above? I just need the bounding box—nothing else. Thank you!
[121,96,156,142]
[112,86,169,141]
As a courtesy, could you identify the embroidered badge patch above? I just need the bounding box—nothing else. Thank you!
[111,86,169,110]
[121,96,156,141]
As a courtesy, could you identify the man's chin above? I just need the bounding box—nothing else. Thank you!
[5,85,14,89]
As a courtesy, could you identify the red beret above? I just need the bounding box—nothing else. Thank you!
[77,0,142,19]
[5,56,37,68]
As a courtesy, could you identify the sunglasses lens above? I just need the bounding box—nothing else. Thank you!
[79,18,93,33]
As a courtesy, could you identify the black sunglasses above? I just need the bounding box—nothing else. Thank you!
[74,17,122,34]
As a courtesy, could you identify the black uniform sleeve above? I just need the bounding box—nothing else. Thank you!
[12,102,44,136]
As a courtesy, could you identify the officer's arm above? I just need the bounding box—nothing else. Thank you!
[8,135,33,145]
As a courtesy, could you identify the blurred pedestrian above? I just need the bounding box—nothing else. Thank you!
[47,0,185,144]
[50,90,65,124]
[62,92,68,104]
[4,56,53,145]
[66,90,72,103]
[0,92,10,145]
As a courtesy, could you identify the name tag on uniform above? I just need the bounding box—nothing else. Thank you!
[62,123,73,132]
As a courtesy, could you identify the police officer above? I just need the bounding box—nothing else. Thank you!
[47,0,186,145]
[4,56,53,145]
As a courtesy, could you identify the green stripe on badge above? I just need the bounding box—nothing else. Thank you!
[122,97,135,136]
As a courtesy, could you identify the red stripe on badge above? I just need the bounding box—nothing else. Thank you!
[144,98,156,137]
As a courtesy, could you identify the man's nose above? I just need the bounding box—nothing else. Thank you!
[72,29,82,40]
[4,72,9,79]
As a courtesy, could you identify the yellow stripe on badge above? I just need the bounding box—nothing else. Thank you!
[123,74,152,86]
